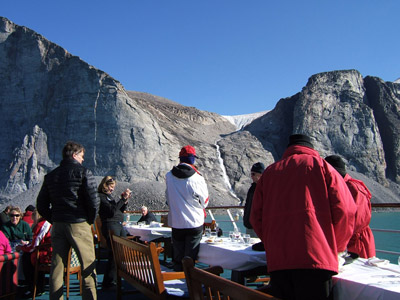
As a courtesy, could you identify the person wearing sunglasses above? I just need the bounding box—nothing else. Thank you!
[98,175,131,290]
[1,206,32,250]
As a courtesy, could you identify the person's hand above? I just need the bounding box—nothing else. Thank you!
[121,188,132,200]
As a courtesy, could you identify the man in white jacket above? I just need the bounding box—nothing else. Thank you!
[166,145,209,271]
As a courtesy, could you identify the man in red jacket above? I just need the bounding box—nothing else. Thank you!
[325,155,376,258]
[251,134,356,300]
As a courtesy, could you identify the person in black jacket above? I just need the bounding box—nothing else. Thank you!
[98,176,131,290]
[36,141,100,300]
[243,162,265,237]
[137,206,157,225]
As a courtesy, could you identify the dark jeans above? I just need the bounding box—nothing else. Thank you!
[265,269,334,300]
[102,221,127,287]
[171,226,203,271]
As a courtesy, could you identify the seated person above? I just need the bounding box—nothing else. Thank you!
[22,205,35,227]
[138,206,157,225]
[1,206,32,250]
[0,205,12,228]
[17,210,52,297]
[0,230,11,254]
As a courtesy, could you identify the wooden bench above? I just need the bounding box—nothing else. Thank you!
[110,233,187,300]
[182,257,280,300]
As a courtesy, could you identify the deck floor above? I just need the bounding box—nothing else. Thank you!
[17,256,151,300]
[17,252,263,299]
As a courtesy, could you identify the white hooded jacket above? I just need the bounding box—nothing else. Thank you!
[166,163,209,229]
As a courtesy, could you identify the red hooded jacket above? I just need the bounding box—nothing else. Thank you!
[344,174,376,258]
[251,145,356,274]
[20,218,52,265]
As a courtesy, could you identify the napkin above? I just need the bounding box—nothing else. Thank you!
[366,257,390,267]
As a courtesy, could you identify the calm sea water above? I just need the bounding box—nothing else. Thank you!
[369,211,400,264]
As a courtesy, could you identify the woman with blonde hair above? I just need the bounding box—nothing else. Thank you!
[1,206,32,249]
[98,176,132,290]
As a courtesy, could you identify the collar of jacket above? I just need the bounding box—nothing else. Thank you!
[171,163,196,179]
[60,157,82,166]
[282,144,320,159]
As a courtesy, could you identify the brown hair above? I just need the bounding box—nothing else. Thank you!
[98,176,116,193]
[9,206,22,215]
[62,141,85,159]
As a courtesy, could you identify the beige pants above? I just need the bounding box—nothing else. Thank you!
[50,222,97,300]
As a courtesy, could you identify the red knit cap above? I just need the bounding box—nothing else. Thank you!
[179,145,198,158]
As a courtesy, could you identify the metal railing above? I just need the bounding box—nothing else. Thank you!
[126,203,400,258]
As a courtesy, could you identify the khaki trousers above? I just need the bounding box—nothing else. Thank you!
[50,222,97,300]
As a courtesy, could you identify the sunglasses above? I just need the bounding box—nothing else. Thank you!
[10,214,20,217]
[106,178,115,184]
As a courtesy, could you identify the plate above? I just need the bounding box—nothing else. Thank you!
[205,239,223,244]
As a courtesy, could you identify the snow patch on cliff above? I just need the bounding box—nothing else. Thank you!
[222,111,269,131]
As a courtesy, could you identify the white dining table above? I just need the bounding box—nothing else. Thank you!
[333,258,400,300]
[197,237,266,271]
[198,237,400,300]
[124,224,172,241]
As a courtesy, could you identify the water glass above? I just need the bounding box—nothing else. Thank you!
[210,231,217,239]
[229,231,235,242]
[243,234,251,244]
[205,228,211,237]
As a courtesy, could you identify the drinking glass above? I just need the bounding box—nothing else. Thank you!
[205,228,211,237]
[243,234,251,244]
[210,231,217,239]
[234,230,241,242]
[229,231,235,242]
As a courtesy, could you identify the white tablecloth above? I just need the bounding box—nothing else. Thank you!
[333,258,400,300]
[197,237,266,271]
[124,224,172,241]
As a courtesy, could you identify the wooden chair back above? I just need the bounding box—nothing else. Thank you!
[110,233,185,300]
[182,257,279,300]
[95,216,108,249]
[160,215,169,227]
[32,244,82,300]
[203,220,216,232]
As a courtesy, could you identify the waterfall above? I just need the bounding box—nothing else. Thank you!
[215,140,241,203]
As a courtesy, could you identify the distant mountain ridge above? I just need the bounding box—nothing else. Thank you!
[0,16,399,211]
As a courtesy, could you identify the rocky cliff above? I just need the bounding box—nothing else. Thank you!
[0,17,399,210]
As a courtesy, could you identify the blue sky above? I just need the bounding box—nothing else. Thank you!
[2,1,399,115]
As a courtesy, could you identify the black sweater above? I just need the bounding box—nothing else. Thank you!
[98,192,127,224]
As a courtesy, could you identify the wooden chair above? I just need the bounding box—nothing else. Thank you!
[160,215,169,227]
[182,257,279,300]
[32,244,82,300]
[110,233,187,300]
[203,220,216,232]
[0,252,20,300]
[95,216,108,249]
